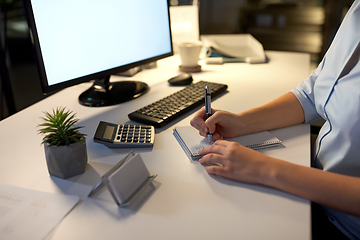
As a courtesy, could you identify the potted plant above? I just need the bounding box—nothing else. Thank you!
[38,107,88,179]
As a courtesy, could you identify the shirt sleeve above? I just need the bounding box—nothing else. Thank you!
[290,58,324,123]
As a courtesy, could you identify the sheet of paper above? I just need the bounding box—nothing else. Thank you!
[0,183,79,240]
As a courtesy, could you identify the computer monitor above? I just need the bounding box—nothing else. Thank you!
[23,0,173,107]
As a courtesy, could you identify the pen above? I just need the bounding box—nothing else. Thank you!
[205,85,212,143]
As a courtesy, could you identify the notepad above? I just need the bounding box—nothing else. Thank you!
[173,126,282,160]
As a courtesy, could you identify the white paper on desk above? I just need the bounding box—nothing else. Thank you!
[201,34,267,63]
[0,183,79,240]
[174,126,282,160]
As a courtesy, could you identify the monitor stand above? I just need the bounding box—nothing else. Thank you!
[78,76,149,107]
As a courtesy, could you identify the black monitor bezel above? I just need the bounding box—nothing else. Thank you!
[23,0,173,94]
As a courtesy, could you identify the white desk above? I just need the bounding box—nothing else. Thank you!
[0,51,311,239]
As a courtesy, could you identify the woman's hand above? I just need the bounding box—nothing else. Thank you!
[190,107,245,141]
[198,140,274,184]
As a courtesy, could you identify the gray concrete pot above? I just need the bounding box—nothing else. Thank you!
[44,139,88,179]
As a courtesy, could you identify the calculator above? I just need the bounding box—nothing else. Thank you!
[93,121,155,148]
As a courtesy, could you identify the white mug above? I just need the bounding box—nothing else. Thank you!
[178,41,202,67]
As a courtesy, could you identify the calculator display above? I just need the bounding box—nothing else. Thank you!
[103,126,115,140]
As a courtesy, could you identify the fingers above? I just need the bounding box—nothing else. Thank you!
[204,165,227,176]
[198,143,229,177]
[204,110,222,135]
[211,132,223,141]
[190,107,208,136]
[198,140,244,178]
[199,140,230,154]
[191,107,219,138]
[199,152,226,171]
[198,140,230,166]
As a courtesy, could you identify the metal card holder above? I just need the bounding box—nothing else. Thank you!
[88,150,157,207]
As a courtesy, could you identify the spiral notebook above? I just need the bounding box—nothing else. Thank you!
[173,126,282,160]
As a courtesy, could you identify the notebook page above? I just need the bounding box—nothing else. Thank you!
[174,126,282,159]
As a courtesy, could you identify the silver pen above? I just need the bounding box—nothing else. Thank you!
[205,85,212,143]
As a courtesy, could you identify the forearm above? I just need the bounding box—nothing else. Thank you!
[263,158,360,216]
[238,92,305,135]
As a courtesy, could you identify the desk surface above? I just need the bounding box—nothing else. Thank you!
[0,51,311,240]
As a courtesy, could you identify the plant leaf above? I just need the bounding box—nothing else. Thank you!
[38,107,86,146]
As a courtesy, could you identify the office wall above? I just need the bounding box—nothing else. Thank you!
[199,0,247,34]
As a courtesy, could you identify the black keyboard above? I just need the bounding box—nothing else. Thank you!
[128,81,228,127]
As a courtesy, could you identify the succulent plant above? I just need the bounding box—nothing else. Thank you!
[38,107,86,146]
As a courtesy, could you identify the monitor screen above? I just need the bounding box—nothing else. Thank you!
[23,0,173,106]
